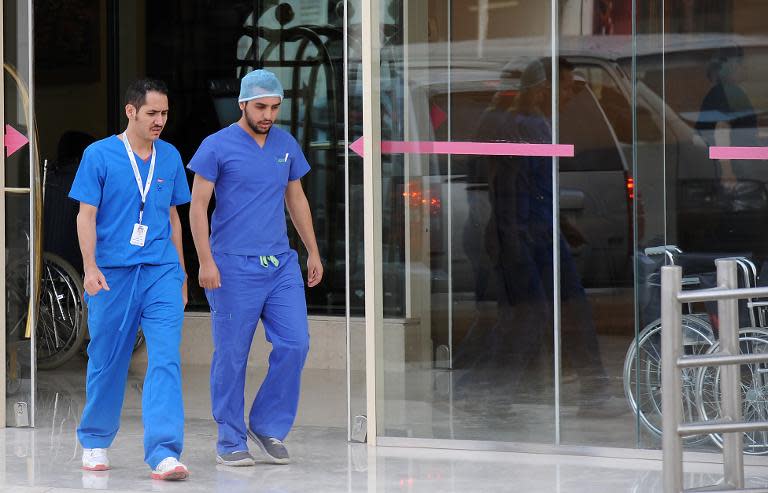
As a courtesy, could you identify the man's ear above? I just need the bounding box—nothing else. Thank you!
[125,103,136,119]
[239,101,247,111]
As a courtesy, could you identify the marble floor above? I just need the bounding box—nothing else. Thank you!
[3,361,768,492]
[3,419,768,493]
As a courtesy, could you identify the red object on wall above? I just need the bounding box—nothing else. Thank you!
[595,0,633,35]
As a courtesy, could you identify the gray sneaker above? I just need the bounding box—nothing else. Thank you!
[216,450,255,467]
[247,430,290,464]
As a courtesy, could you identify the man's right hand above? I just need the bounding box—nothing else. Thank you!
[84,266,110,296]
[199,260,221,289]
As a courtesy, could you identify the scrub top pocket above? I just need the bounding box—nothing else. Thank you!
[154,178,174,209]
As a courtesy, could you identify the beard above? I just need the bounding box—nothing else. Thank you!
[245,113,272,135]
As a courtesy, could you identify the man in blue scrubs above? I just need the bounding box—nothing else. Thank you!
[188,69,323,466]
[70,79,191,480]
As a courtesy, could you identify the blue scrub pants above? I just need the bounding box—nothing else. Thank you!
[206,250,309,454]
[77,262,186,469]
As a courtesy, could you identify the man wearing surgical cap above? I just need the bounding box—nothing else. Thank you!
[188,69,322,466]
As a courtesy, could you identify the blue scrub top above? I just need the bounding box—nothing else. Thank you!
[69,136,192,268]
[187,124,311,256]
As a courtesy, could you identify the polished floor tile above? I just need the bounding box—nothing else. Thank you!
[3,363,768,492]
[3,420,768,493]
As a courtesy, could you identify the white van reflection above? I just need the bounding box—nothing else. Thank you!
[371,34,768,299]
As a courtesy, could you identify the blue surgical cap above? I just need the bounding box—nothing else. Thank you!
[238,69,284,103]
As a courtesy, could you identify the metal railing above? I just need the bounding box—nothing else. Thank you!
[662,259,768,493]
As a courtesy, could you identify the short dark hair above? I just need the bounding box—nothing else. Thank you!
[124,78,168,110]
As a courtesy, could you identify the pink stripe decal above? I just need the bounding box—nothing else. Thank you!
[710,146,768,160]
[349,137,573,158]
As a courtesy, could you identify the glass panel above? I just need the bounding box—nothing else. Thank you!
[633,0,768,453]
[632,0,669,450]
[347,0,367,439]
[5,0,35,426]
[558,8,638,445]
[377,0,556,442]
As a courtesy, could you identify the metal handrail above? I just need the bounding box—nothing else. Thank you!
[677,286,768,304]
[662,259,768,493]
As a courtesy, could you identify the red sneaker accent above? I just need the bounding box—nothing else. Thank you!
[151,465,188,481]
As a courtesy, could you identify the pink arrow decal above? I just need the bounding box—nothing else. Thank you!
[349,137,573,158]
[710,146,768,160]
[5,124,29,157]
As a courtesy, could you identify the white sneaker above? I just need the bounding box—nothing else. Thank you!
[150,457,189,481]
[82,448,110,471]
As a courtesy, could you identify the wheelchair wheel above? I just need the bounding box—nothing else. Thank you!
[36,253,87,369]
[623,314,715,444]
[696,327,768,455]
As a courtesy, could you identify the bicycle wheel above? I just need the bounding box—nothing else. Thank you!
[623,314,714,444]
[36,252,87,370]
[696,327,768,455]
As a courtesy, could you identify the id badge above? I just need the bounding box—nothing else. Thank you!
[130,223,148,247]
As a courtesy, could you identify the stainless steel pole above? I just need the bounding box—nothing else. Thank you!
[662,265,683,493]
[717,259,745,488]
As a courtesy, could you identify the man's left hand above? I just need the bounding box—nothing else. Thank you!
[182,279,188,306]
[307,254,324,287]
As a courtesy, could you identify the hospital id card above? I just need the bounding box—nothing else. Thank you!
[130,223,148,247]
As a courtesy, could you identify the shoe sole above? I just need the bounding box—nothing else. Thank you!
[216,455,255,467]
[82,464,109,471]
[247,429,290,465]
[151,466,188,481]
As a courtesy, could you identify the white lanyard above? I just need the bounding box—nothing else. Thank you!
[121,132,156,224]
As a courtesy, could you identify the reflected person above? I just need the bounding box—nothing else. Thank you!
[696,46,759,190]
[490,58,614,409]
[693,46,768,259]
[453,63,520,370]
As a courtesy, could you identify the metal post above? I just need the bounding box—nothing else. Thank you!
[0,0,6,429]
[343,0,352,443]
[660,259,768,492]
[361,0,383,446]
[662,265,683,493]
[717,259,745,488]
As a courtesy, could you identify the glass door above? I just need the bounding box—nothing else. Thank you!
[363,0,637,448]
[4,0,38,427]
[634,0,768,454]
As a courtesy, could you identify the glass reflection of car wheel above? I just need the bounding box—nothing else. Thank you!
[623,314,715,445]
[696,327,768,455]
[36,253,87,370]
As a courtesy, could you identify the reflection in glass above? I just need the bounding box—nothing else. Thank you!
[377,1,558,443]
[5,0,35,427]
[633,0,768,452]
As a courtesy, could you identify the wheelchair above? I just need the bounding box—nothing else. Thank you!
[623,245,768,454]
